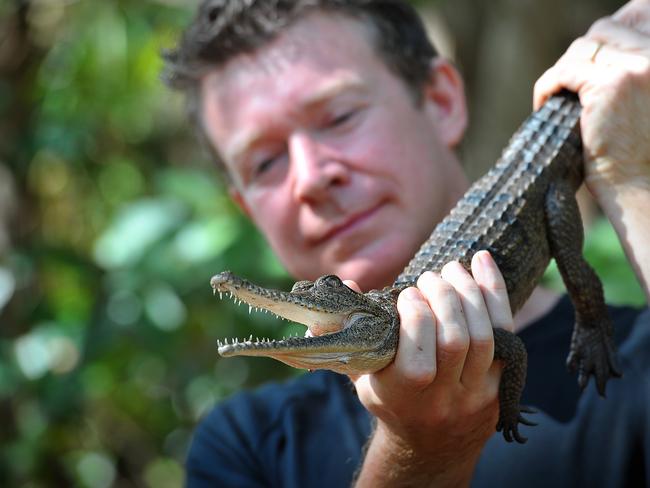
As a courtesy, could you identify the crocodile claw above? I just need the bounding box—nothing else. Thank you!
[497,405,536,444]
[566,323,622,396]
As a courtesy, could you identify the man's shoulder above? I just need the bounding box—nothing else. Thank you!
[187,370,369,486]
[225,368,351,408]
[196,369,359,440]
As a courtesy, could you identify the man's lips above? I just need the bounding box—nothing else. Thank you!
[311,203,385,246]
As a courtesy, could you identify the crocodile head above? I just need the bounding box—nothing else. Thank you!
[211,271,399,374]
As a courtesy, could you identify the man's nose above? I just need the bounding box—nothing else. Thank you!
[290,132,348,203]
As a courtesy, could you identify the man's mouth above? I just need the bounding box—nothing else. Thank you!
[313,202,385,245]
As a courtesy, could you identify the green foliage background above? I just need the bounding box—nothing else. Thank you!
[0,1,645,487]
[1,2,299,486]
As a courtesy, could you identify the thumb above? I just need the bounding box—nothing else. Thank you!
[343,279,362,381]
[343,279,362,293]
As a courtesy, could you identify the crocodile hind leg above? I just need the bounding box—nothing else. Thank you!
[493,327,535,443]
[544,181,622,395]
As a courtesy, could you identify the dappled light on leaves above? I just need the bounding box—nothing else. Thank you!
[0,1,294,486]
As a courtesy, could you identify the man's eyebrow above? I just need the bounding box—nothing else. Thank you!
[300,73,366,108]
[229,74,367,163]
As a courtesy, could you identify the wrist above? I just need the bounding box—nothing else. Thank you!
[585,172,650,300]
[587,172,650,221]
[585,158,650,202]
[354,421,479,488]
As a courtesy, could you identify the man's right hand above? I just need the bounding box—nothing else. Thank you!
[349,250,515,487]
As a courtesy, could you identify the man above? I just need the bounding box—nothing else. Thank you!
[164,0,650,486]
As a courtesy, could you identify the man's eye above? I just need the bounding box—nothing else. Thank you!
[255,157,276,176]
[328,110,356,128]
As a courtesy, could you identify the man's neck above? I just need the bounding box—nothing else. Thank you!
[513,286,562,333]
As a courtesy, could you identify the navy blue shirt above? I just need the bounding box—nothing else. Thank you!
[187,296,649,487]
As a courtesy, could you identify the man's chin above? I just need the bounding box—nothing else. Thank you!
[284,233,412,289]
[327,254,406,291]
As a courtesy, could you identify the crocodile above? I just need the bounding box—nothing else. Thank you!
[211,90,621,443]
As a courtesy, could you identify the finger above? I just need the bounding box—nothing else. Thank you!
[533,29,650,109]
[417,271,469,385]
[611,0,650,34]
[534,54,611,110]
[587,16,650,49]
[342,283,363,380]
[342,280,363,382]
[440,261,495,389]
[342,279,362,293]
[471,251,515,333]
[390,286,437,390]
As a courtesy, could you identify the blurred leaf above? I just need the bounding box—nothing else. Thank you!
[94,198,186,269]
[144,457,184,488]
[73,451,116,488]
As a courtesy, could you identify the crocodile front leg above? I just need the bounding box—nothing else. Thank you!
[544,181,622,395]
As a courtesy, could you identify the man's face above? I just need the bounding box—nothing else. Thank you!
[200,12,468,291]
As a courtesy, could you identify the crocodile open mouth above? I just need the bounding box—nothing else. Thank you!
[209,271,394,372]
[211,271,354,357]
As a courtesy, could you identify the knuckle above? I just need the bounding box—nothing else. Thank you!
[629,55,650,81]
[468,335,495,357]
[480,271,507,291]
[438,331,470,359]
[415,271,440,293]
[491,312,515,332]
[433,280,457,301]
[356,389,376,409]
[399,300,432,326]
[615,66,635,83]
[398,288,427,312]
[416,270,436,285]
[400,364,437,390]
[459,281,481,296]
[624,9,650,30]
[608,67,647,97]
[533,67,552,90]
[587,17,611,35]
[425,404,452,427]
[567,37,586,54]
[458,394,498,420]
[440,260,462,274]
[484,281,507,295]
[442,262,479,290]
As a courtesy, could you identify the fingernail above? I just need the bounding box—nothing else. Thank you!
[477,250,494,268]
[472,250,494,282]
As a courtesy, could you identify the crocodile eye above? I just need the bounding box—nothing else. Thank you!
[291,280,314,292]
[316,275,343,288]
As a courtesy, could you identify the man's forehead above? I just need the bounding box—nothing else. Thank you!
[216,37,303,86]
[200,12,381,155]
[204,12,377,91]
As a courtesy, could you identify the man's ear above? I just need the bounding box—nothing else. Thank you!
[422,58,468,149]
[228,186,251,218]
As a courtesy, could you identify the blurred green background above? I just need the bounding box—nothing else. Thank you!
[0,0,644,487]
